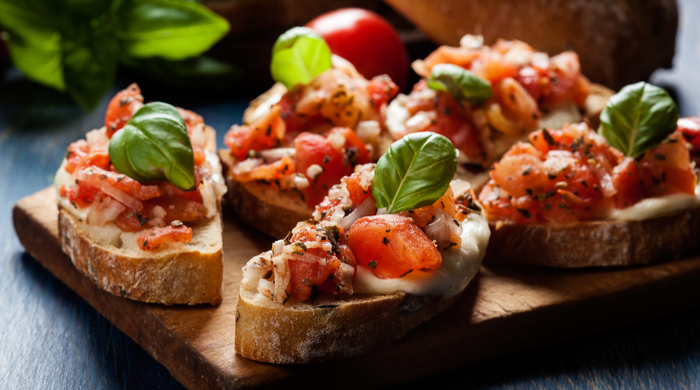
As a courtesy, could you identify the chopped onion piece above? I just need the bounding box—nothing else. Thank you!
[340,196,376,231]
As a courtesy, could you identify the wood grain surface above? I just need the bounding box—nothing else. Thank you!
[13,187,700,389]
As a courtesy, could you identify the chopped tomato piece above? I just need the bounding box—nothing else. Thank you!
[348,214,442,279]
[224,105,285,160]
[344,171,372,206]
[76,166,162,201]
[176,107,204,135]
[74,150,110,172]
[60,184,100,208]
[105,83,144,137]
[422,92,483,160]
[137,224,192,251]
[366,75,399,108]
[295,128,369,207]
[639,134,696,196]
[64,140,90,174]
[612,157,644,208]
[232,156,296,183]
[276,89,329,137]
[287,224,356,301]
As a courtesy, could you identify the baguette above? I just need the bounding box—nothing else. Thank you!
[56,84,226,305]
[236,286,463,364]
[59,208,223,305]
[485,207,700,267]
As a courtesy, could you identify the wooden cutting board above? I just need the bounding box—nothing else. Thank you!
[13,187,700,390]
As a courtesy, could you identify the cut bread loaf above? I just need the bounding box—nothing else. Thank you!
[235,287,463,364]
[484,206,700,267]
[59,208,224,305]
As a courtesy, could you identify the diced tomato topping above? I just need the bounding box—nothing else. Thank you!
[176,107,204,135]
[224,105,285,160]
[481,125,697,224]
[639,133,696,196]
[314,171,373,219]
[366,75,399,108]
[286,224,356,301]
[231,156,296,183]
[676,117,700,150]
[295,128,370,207]
[76,166,162,201]
[344,171,372,206]
[64,140,90,174]
[348,214,442,279]
[105,83,144,137]
[137,224,192,251]
[276,89,329,138]
[60,184,101,208]
[470,51,517,84]
[612,157,644,208]
[423,92,484,160]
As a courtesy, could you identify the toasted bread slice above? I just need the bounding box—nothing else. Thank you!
[59,208,224,305]
[219,149,311,238]
[484,206,700,267]
[235,288,463,364]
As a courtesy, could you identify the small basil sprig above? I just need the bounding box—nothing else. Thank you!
[427,64,492,105]
[0,0,230,111]
[372,133,458,214]
[270,27,332,89]
[598,82,678,157]
[109,102,196,191]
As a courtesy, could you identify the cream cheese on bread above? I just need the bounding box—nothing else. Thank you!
[596,185,700,221]
[353,212,489,298]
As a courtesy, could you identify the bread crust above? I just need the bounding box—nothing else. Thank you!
[59,208,224,305]
[484,207,700,267]
[219,150,312,238]
[235,288,463,364]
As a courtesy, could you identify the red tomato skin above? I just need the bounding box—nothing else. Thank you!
[104,83,144,137]
[348,214,442,279]
[137,225,192,251]
[306,8,409,90]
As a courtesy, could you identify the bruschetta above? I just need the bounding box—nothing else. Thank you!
[219,28,400,238]
[478,82,700,267]
[234,133,490,363]
[386,35,613,187]
[55,84,227,305]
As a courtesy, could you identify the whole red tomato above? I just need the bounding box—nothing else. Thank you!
[306,8,409,90]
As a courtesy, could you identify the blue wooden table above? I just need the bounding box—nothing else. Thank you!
[2,1,700,388]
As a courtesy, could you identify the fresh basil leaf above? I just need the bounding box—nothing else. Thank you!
[109,102,196,191]
[372,132,458,214]
[120,55,240,90]
[427,64,492,105]
[116,0,230,61]
[270,26,332,89]
[0,0,65,90]
[598,82,678,157]
[62,26,119,111]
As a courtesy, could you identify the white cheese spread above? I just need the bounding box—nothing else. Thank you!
[353,213,490,298]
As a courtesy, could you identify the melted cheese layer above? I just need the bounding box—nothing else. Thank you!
[353,213,490,298]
